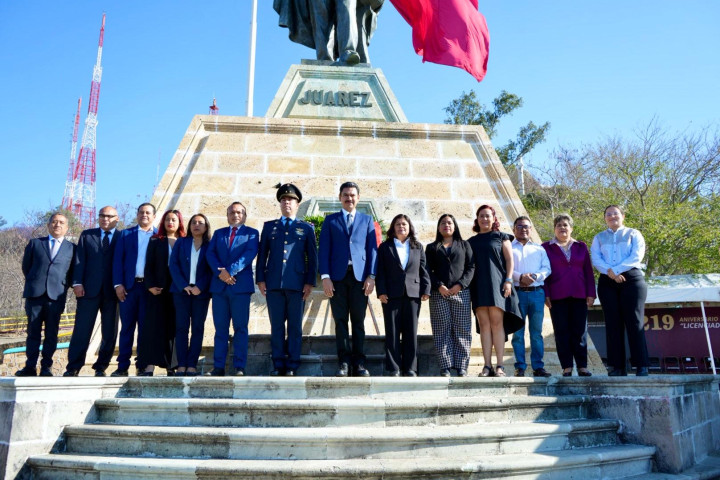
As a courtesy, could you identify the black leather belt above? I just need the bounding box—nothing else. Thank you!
[135,277,144,283]
[517,286,542,292]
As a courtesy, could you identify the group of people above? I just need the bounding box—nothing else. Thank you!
[15,179,650,379]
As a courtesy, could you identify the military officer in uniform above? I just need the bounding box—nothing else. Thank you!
[257,184,318,376]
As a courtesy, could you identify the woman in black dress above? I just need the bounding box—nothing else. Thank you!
[467,205,523,377]
[138,209,185,376]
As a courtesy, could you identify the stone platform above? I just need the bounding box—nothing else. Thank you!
[2,375,719,479]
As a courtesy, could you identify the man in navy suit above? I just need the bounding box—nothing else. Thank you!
[16,213,75,376]
[257,184,317,376]
[318,182,377,377]
[64,206,120,377]
[111,203,157,376]
[206,202,259,376]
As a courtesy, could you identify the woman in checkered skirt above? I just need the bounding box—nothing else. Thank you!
[425,214,475,377]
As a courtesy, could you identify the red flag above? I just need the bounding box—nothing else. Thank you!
[390,0,490,82]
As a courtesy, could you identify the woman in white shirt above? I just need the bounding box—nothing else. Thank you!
[375,214,431,376]
[591,205,649,376]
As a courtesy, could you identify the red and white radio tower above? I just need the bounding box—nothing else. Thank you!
[68,13,105,226]
[62,97,82,211]
[209,97,219,115]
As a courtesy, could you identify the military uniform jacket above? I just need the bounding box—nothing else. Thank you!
[256,219,318,292]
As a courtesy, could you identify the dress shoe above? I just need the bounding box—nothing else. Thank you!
[94,369,106,377]
[335,363,349,377]
[137,371,153,377]
[354,365,370,377]
[205,368,225,377]
[608,369,627,377]
[515,368,525,377]
[533,368,551,377]
[402,371,417,377]
[562,370,573,377]
[184,370,198,377]
[285,369,296,376]
[15,366,37,377]
[270,369,283,377]
[440,368,451,377]
[39,367,53,377]
[63,370,79,377]
[636,367,649,377]
[110,369,129,377]
[340,49,360,65]
[234,368,245,376]
[387,370,400,377]
[166,369,176,377]
[578,369,592,377]
[456,369,468,377]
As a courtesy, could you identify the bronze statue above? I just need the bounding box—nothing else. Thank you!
[274,0,383,65]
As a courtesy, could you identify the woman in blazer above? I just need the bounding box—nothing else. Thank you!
[376,214,431,376]
[169,213,212,376]
[425,214,475,377]
[591,205,649,376]
[542,214,596,377]
[137,210,185,376]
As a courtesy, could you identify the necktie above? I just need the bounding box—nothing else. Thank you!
[347,213,354,233]
[50,238,60,260]
[102,231,110,252]
[228,226,238,246]
[283,218,289,228]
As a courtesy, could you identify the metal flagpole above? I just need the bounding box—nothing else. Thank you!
[246,0,258,117]
[700,301,717,375]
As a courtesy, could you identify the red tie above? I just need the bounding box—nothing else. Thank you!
[228,226,238,246]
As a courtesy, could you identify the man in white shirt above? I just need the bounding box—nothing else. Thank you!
[511,216,552,377]
[16,213,75,376]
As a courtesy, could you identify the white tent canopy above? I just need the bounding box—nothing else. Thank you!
[645,274,720,304]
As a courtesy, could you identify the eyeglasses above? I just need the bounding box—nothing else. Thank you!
[515,225,532,230]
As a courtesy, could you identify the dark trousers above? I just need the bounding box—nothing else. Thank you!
[117,281,147,370]
[267,289,305,370]
[330,269,367,366]
[66,294,119,372]
[598,269,649,370]
[173,294,210,369]
[24,294,66,369]
[382,295,420,373]
[549,297,588,369]
[211,291,251,369]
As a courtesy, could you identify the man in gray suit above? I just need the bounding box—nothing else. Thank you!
[16,213,75,377]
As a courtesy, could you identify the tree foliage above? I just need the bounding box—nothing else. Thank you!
[527,120,720,275]
[444,90,550,166]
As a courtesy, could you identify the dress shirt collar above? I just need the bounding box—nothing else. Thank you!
[549,237,575,246]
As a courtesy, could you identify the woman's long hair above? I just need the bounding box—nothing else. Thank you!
[472,205,500,232]
[188,213,211,244]
[154,210,186,239]
[433,213,463,244]
[386,214,421,249]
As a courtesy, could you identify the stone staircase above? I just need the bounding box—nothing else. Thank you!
[21,376,673,479]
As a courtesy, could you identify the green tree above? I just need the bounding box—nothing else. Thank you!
[444,90,550,166]
[527,121,720,275]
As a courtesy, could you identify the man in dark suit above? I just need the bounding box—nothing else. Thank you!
[16,213,75,376]
[257,184,318,376]
[64,206,120,377]
[111,203,157,376]
[318,181,377,377]
[206,202,259,376]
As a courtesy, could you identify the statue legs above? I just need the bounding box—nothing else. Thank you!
[309,0,334,61]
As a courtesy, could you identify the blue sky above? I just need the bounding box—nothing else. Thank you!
[1,1,718,226]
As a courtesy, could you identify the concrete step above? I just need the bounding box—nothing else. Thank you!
[27,445,656,479]
[94,394,589,428]
[118,376,552,400]
[62,420,621,460]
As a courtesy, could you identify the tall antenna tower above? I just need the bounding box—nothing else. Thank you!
[69,13,105,226]
[209,97,219,115]
[61,97,82,211]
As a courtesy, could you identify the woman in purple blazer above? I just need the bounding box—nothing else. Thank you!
[542,214,596,376]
